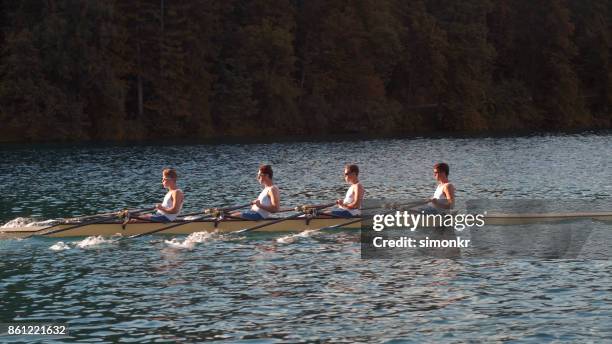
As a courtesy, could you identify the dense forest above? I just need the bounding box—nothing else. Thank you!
[1,0,612,141]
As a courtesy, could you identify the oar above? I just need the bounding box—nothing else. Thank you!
[309,216,365,232]
[234,202,335,234]
[22,207,150,233]
[281,200,430,238]
[24,207,154,239]
[316,200,427,231]
[126,203,251,239]
[64,210,128,222]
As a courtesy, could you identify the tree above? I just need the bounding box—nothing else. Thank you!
[390,0,448,131]
[569,0,612,125]
[428,0,495,131]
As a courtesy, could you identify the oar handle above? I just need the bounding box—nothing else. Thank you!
[178,203,251,218]
[118,207,155,219]
[294,202,336,213]
[60,206,153,223]
[236,202,336,234]
[203,203,251,217]
[277,203,336,213]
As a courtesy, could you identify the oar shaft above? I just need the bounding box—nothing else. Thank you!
[303,202,336,210]
[305,201,428,233]
[236,213,302,234]
[26,207,154,238]
[128,219,196,239]
[222,203,252,212]
[126,203,251,240]
[23,218,114,239]
[326,217,364,230]
[67,207,153,222]
[236,202,336,234]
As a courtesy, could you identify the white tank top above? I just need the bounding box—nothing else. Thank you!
[341,184,363,216]
[433,183,447,199]
[431,183,450,209]
[156,190,182,221]
[252,186,273,218]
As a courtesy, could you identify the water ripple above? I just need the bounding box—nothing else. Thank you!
[1,134,611,342]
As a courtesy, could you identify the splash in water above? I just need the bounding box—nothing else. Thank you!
[2,217,62,228]
[76,235,113,248]
[165,231,217,250]
[49,241,71,251]
[276,229,320,244]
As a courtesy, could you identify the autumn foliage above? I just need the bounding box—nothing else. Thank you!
[1,0,611,141]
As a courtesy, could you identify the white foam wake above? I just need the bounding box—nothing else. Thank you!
[28,219,62,227]
[49,235,113,251]
[165,231,216,250]
[2,217,34,228]
[276,229,320,244]
[49,242,71,251]
[76,235,112,248]
[2,217,62,228]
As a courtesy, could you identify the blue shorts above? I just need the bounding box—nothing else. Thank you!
[149,214,171,222]
[330,209,355,218]
[240,210,264,220]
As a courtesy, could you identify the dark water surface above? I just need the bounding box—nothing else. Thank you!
[1,133,611,221]
[1,133,611,342]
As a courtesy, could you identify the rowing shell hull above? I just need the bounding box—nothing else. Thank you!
[3,211,611,239]
[483,212,612,225]
[0,217,363,239]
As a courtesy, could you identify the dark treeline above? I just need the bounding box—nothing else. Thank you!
[1,0,612,141]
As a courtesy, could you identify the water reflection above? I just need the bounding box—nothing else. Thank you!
[1,134,612,342]
[1,234,611,342]
[2,133,611,223]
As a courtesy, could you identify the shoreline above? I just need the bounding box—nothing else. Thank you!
[1,128,611,146]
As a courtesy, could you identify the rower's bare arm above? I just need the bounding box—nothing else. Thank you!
[345,184,363,209]
[164,190,184,214]
[443,184,455,209]
[268,186,280,213]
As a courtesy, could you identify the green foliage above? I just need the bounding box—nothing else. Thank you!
[1,0,611,141]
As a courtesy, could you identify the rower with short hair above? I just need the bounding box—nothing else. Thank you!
[429,162,455,211]
[325,164,365,217]
[234,165,280,220]
[141,168,184,222]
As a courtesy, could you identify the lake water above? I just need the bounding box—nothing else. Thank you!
[1,133,611,342]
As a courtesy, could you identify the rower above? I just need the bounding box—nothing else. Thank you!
[233,165,280,220]
[141,168,184,222]
[428,162,455,212]
[325,164,364,218]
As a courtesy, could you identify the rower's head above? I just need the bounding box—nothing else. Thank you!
[257,164,273,185]
[344,164,359,183]
[162,168,178,188]
[433,163,449,181]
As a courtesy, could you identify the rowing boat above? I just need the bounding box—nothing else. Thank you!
[0,216,363,239]
[2,211,611,239]
[482,211,612,225]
